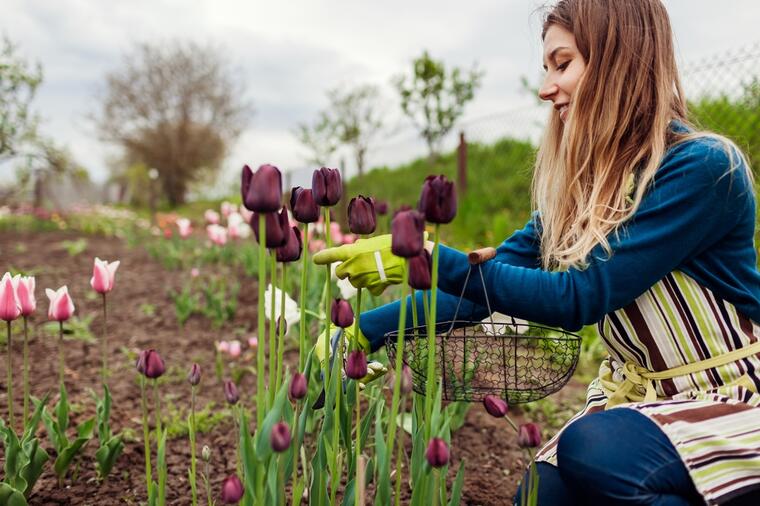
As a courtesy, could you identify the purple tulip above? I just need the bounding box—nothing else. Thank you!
[187,363,202,386]
[407,249,432,290]
[517,423,542,448]
[312,167,342,206]
[289,372,307,401]
[425,438,450,468]
[418,175,457,224]
[251,208,289,248]
[137,349,165,379]
[224,380,239,405]
[241,164,282,213]
[220,475,244,504]
[331,298,354,328]
[483,395,508,418]
[347,195,376,235]
[391,210,425,258]
[375,200,389,216]
[346,350,368,380]
[270,421,291,452]
[275,226,303,263]
[290,187,320,223]
[392,204,412,218]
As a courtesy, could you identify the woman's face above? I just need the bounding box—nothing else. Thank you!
[539,24,587,123]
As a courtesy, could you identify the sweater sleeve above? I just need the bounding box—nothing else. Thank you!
[359,214,542,351]
[436,138,752,331]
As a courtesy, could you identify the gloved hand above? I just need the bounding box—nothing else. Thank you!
[312,233,428,296]
[314,324,387,386]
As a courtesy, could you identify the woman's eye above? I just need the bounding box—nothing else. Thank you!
[557,61,570,71]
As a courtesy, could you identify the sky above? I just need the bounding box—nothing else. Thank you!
[3,0,760,192]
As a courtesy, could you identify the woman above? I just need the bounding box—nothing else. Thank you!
[315,0,760,504]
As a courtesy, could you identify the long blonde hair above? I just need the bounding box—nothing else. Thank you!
[534,0,751,271]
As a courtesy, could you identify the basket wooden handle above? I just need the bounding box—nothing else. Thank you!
[467,247,497,265]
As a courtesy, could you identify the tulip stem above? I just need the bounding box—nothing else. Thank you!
[432,470,440,506]
[291,403,300,506]
[23,316,29,426]
[6,320,13,431]
[410,288,418,332]
[352,288,362,352]
[330,326,343,506]
[324,207,333,391]
[101,293,108,385]
[190,385,198,506]
[204,458,213,506]
[424,224,441,440]
[257,213,267,428]
[394,393,407,506]
[299,223,310,371]
[386,261,409,468]
[355,379,361,506]
[58,320,65,390]
[269,253,277,408]
[505,414,520,434]
[153,379,162,442]
[140,376,152,495]
[275,264,286,395]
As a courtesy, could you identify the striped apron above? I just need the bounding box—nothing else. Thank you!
[535,270,760,505]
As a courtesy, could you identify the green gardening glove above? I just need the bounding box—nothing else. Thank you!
[313,233,427,296]
[314,324,387,385]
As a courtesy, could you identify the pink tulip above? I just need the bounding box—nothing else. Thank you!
[216,341,230,353]
[90,257,120,294]
[220,201,236,217]
[342,233,357,244]
[309,239,326,254]
[239,207,253,224]
[329,222,343,244]
[16,275,36,317]
[206,224,228,246]
[176,218,192,238]
[191,267,200,278]
[204,209,220,225]
[247,336,258,348]
[228,340,242,358]
[0,272,21,321]
[46,286,75,322]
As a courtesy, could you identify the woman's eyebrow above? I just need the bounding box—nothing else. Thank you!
[542,46,570,70]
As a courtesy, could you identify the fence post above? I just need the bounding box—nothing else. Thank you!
[457,131,467,194]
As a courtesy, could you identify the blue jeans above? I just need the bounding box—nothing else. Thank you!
[514,407,760,505]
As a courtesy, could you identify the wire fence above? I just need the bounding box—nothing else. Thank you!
[285,42,760,188]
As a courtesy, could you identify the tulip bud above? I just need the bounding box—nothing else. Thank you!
[407,250,432,290]
[220,475,245,504]
[16,276,36,317]
[400,364,414,394]
[289,372,308,401]
[392,204,412,218]
[347,195,376,235]
[418,175,457,224]
[176,218,193,238]
[91,257,120,294]
[224,380,239,405]
[346,350,368,380]
[0,272,21,322]
[312,167,342,206]
[275,226,303,263]
[483,395,508,418]
[201,445,211,462]
[425,438,450,468]
[290,187,320,223]
[517,423,542,448]
[391,210,425,258]
[375,200,389,216]
[251,208,289,248]
[241,164,283,213]
[331,298,354,328]
[270,421,291,452]
[228,340,242,359]
[204,209,220,225]
[188,363,201,386]
[137,349,165,379]
[45,285,75,322]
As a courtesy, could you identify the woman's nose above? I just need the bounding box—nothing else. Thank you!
[538,79,558,102]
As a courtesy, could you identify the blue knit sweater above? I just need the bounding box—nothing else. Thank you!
[360,134,760,352]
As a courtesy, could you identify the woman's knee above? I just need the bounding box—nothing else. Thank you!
[513,462,577,506]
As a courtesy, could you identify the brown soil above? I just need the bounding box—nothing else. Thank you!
[0,230,587,505]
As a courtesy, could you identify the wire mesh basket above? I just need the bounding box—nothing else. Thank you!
[384,247,582,404]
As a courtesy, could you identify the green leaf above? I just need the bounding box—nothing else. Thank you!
[95,435,124,480]
[374,399,390,505]
[255,382,289,460]
[19,438,48,497]
[0,483,28,506]
[53,417,95,480]
[56,382,69,433]
[239,409,259,505]
[23,394,49,443]
[447,461,465,506]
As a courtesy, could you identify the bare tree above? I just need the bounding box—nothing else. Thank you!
[95,41,251,205]
[325,84,384,177]
[294,111,340,167]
